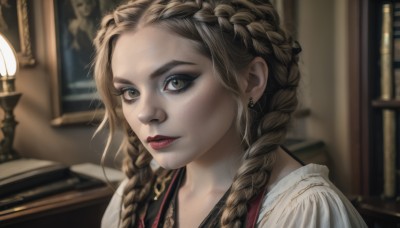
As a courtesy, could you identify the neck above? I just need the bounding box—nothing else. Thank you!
[266,146,303,191]
[182,126,243,194]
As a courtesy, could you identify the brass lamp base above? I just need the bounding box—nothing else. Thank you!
[0,92,21,164]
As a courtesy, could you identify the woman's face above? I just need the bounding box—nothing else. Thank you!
[111,26,241,169]
[72,0,95,17]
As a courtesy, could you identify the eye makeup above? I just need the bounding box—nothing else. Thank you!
[163,74,199,93]
[113,86,140,103]
[112,70,200,104]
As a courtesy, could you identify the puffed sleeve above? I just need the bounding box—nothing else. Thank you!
[258,188,367,228]
[101,179,127,228]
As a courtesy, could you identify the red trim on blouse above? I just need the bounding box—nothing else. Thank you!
[151,170,180,228]
[139,168,266,228]
[246,187,267,228]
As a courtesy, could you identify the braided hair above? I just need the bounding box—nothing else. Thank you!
[93,0,300,227]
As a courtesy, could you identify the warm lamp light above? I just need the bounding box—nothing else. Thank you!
[0,34,18,93]
[0,33,21,163]
[0,34,17,76]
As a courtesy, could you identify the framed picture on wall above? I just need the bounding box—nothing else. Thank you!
[48,0,124,126]
[1,0,35,66]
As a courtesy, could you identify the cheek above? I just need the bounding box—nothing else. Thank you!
[177,85,237,134]
[122,105,141,131]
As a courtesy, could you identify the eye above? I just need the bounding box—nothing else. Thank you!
[166,79,186,91]
[163,75,197,92]
[114,87,139,102]
[122,88,139,101]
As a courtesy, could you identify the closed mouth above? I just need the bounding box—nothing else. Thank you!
[146,135,179,150]
[146,135,178,143]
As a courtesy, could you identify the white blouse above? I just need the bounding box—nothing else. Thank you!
[102,164,367,228]
[257,164,367,227]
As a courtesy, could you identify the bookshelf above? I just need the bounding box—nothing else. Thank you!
[349,0,400,226]
[372,99,400,109]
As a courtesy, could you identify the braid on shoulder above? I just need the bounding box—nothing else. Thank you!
[218,2,299,227]
[120,126,154,228]
[93,2,157,228]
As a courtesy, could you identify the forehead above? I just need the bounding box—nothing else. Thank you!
[111,26,207,77]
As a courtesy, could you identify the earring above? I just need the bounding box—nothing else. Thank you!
[248,97,255,108]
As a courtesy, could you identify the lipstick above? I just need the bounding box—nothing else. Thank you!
[146,135,178,150]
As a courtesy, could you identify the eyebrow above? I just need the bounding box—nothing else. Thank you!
[113,60,196,84]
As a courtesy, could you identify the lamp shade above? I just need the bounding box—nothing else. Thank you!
[0,34,17,77]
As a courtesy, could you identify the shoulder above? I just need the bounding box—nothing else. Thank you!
[101,179,127,228]
[257,164,367,228]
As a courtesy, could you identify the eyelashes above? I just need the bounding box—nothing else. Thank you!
[113,87,140,102]
[113,73,198,103]
[163,74,197,93]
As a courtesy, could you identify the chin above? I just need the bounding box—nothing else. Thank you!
[152,156,188,170]
[156,161,186,170]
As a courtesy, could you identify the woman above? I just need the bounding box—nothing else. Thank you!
[93,0,367,227]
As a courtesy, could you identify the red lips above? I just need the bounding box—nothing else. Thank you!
[146,135,178,150]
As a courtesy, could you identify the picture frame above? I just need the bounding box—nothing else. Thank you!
[1,0,35,66]
[47,0,123,126]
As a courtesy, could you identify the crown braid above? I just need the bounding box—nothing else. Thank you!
[93,0,299,227]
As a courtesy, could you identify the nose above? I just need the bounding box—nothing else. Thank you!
[137,96,167,124]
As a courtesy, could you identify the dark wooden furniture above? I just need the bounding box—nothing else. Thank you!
[354,197,400,227]
[349,0,400,226]
[0,186,113,228]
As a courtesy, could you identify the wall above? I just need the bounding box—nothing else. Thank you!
[12,0,106,166]
[298,0,352,193]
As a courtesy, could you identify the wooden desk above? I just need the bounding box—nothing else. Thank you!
[354,197,400,228]
[0,186,113,228]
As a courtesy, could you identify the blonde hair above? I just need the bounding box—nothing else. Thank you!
[93,0,300,227]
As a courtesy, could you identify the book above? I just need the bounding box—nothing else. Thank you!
[0,159,69,198]
[0,159,123,210]
[381,3,396,198]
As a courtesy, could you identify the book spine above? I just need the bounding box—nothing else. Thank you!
[381,4,393,100]
[383,109,396,198]
[381,3,396,198]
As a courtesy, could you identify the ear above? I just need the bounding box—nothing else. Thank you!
[241,57,268,103]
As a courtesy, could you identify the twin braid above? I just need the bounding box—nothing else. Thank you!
[95,3,157,227]
[95,0,300,227]
[217,2,299,226]
[120,129,154,228]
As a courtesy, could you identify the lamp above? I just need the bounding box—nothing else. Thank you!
[0,34,21,163]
